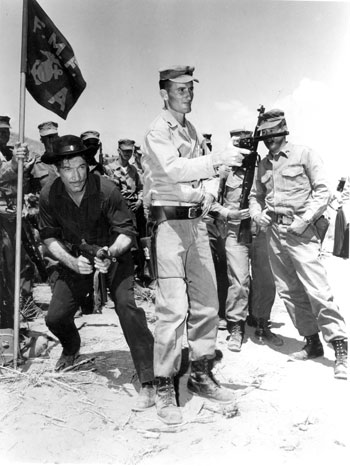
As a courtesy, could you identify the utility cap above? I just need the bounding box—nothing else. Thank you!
[229,129,253,138]
[258,109,285,131]
[38,121,58,137]
[159,65,199,83]
[0,116,11,129]
[80,130,100,141]
[118,139,135,150]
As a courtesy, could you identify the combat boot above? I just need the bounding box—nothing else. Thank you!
[132,381,156,411]
[289,333,324,360]
[255,319,284,347]
[187,357,235,404]
[155,377,182,425]
[331,339,347,380]
[227,320,245,352]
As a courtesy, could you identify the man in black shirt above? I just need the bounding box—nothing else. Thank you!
[38,135,155,410]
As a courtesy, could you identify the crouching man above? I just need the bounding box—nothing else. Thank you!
[38,135,155,409]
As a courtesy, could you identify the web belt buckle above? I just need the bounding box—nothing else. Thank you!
[188,206,199,219]
[277,214,293,226]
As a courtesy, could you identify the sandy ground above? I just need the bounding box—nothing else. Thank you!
[0,250,349,466]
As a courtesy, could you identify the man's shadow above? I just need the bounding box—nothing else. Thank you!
[70,349,139,390]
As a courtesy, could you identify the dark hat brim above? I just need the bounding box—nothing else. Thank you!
[41,146,94,164]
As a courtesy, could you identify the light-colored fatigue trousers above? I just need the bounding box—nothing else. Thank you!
[266,222,347,342]
[225,226,276,323]
[154,218,219,377]
[225,224,250,323]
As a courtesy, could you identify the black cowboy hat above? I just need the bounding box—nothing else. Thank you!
[41,134,94,164]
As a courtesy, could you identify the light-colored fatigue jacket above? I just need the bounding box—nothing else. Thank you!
[142,109,218,207]
[108,158,143,205]
[249,142,331,223]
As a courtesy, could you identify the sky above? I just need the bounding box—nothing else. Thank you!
[1,0,350,183]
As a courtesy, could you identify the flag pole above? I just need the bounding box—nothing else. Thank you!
[13,0,29,369]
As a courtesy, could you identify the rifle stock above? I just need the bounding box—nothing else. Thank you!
[237,105,266,243]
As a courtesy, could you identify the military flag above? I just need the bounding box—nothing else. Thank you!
[11,0,86,368]
[26,0,86,119]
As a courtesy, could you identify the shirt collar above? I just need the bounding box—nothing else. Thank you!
[161,108,185,130]
[267,141,291,160]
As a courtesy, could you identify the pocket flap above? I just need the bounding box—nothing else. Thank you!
[282,166,304,178]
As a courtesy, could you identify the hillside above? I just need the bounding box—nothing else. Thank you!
[9,132,43,155]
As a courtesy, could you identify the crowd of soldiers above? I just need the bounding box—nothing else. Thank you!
[0,64,348,426]
[0,117,149,321]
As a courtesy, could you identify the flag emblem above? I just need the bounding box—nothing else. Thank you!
[26,0,86,119]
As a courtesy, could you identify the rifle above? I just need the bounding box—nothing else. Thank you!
[98,143,103,166]
[78,239,116,305]
[232,105,265,243]
[235,106,288,243]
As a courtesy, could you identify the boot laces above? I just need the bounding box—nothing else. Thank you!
[334,340,347,363]
[192,358,220,387]
[231,323,242,335]
[157,378,176,403]
[197,358,220,387]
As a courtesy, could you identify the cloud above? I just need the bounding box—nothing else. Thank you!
[274,77,349,184]
[209,73,349,186]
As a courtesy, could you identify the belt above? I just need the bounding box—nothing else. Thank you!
[150,205,203,223]
[152,200,198,207]
[268,212,293,226]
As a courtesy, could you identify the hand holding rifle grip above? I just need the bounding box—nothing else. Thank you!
[237,105,265,243]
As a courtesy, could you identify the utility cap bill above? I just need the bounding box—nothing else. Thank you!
[159,65,199,83]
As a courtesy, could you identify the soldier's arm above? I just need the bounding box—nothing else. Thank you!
[43,237,92,275]
[144,128,245,183]
[301,148,331,223]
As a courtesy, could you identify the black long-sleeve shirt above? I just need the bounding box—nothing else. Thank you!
[39,173,136,248]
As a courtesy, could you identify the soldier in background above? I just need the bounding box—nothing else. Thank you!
[31,121,59,190]
[108,139,147,282]
[201,133,229,331]
[26,121,61,295]
[209,129,283,351]
[80,130,112,177]
[0,116,14,162]
[0,124,37,328]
